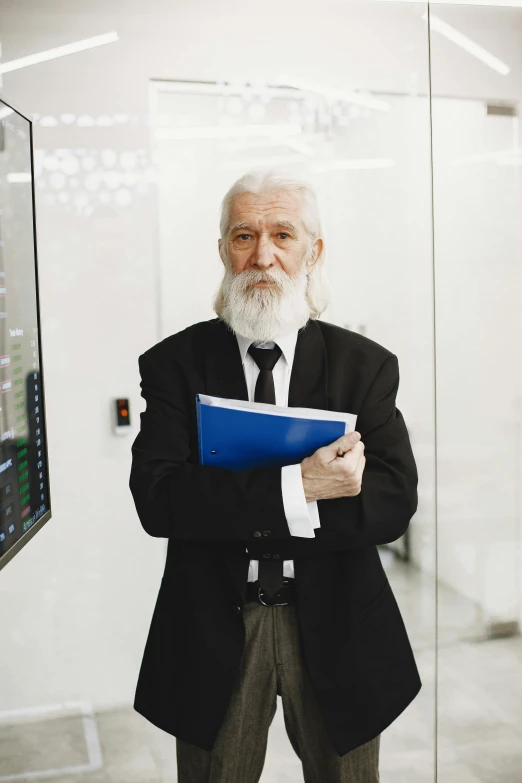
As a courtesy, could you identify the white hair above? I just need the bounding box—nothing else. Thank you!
[214,168,330,319]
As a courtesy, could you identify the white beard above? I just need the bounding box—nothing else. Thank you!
[219,262,310,343]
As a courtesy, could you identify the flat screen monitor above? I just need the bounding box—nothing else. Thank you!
[0,93,51,571]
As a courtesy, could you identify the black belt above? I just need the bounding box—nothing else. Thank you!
[245,578,297,606]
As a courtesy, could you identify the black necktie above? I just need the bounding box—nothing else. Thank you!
[248,343,284,597]
[248,344,282,405]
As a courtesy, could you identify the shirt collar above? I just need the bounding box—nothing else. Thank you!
[236,329,298,368]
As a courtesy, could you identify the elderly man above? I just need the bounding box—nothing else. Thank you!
[129,169,421,783]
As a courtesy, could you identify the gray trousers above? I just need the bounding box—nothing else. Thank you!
[176,600,380,783]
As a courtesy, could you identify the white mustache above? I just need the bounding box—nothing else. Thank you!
[237,270,286,288]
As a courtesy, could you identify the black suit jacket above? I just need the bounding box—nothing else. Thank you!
[129,317,421,756]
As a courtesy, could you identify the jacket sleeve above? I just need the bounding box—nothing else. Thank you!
[129,350,292,541]
[316,353,418,547]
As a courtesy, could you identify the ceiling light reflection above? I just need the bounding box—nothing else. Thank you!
[0,32,119,75]
[156,123,303,140]
[221,154,305,170]
[277,76,390,112]
[311,158,395,172]
[6,172,32,183]
[426,14,510,75]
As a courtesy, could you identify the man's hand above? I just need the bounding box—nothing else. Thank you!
[301,431,366,503]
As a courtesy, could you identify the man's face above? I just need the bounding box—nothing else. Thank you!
[219,190,319,283]
[216,188,323,342]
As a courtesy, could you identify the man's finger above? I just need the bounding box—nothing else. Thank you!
[336,441,365,471]
[315,432,361,463]
[334,431,361,457]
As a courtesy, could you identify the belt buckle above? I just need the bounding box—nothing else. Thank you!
[258,585,290,607]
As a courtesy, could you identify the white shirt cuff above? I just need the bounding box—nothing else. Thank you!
[308,497,321,530]
[281,464,318,539]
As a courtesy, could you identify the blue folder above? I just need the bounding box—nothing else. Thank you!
[196,395,354,471]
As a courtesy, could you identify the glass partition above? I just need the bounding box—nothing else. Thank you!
[429,4,522,780]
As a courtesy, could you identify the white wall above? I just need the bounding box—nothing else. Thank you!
[0,0,520,717]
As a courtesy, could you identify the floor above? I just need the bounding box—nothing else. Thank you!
[1,553,521,783]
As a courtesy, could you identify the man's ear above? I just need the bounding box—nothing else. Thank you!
[307,237,323,270]
[218,238,225,266]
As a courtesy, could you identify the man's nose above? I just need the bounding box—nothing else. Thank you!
[253,237,275,268]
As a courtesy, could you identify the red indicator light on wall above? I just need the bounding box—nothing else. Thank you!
[115,398,131,427]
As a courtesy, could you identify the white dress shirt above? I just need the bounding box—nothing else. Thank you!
[235,330,321,582]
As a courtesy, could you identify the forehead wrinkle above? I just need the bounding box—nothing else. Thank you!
[228,191,304,224]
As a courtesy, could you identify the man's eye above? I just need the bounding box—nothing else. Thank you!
[238,234,251,240]
[278,233,289,239]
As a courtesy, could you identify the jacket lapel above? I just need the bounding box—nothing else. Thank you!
[288,319,329,411]
[203,318,249,402]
